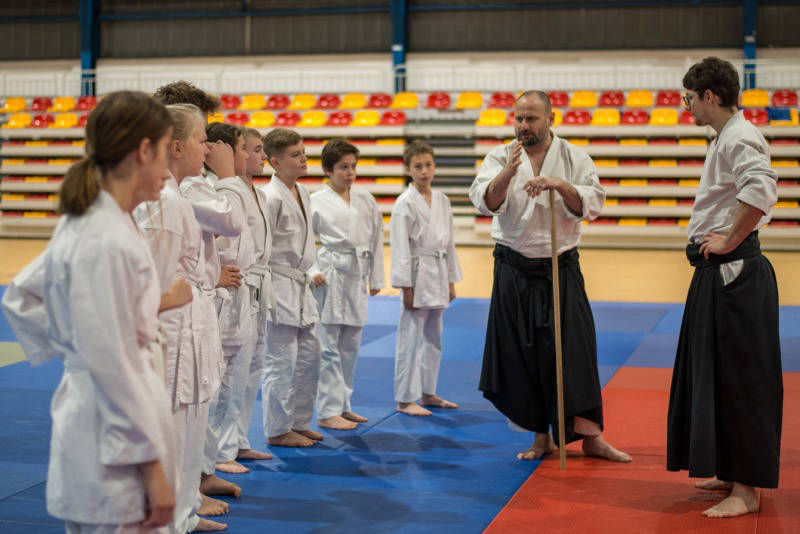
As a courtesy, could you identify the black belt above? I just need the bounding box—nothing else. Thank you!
[686,231,762,268]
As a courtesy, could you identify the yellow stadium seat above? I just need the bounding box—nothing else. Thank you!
[50,113,79,128]
[678,218,690,227]
[287,94,316,110]
[566,138,589,145]
[741,89,769,107]
[570,91,598,108]
[455,92,483,110]
[476,109,506,127]
[678,138,707,146]
[50,97,76,112]
[590,109,620,126]
[775,200,799,208]
[619,218,647,226]
[770,108,799,127]
[649,159,677,166]
[208,112,224,124]
[604,198,619,206]
[1,97,26,113]
[626,90,654,107]
[772,159,799,167]
[679,179,700,187]
[376,138,404,145]
[2,113,32,128]
[619,179,648,186]
[357,158,377,165]
[340,93,367,109]
[2,159,25,165]
[649,199,677,206]
[553,109,563,126]
[594,159,619,167]
[352,110,380,127]
[247,111,275,128]
[239,94,267,110]
[298,110,327,128]
[649,108,679,126]
[390,92,419,109]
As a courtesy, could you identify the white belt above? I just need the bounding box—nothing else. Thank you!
[244,264,274,312]
[411,246,446,259]
[270,263,316,327]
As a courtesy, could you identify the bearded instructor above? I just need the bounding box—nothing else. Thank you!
[470,90,630,462]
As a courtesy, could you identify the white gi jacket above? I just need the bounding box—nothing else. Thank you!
[469,135,605,257]
[310,185,385,326]
[390,186,462,309]
[3,191,175,524]
[688,111,778,243]
[261,176,318,327]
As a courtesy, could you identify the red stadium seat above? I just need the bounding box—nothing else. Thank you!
[506,110,515,125]
[326,111,352,126]
[317,94,341,109]
[599,91,624,107]
[563,110,591,125]
[78,113,89,127]
[743,108,768,125]
[76,96,97,111]
[679,110,695,124]
[548,91,569,107]
[656,90,681,107]
[266,94,290,109]
[380,110,407,125]
[226,112,249,125]
[621,109,649,124]
[772,89,798,107]
[489,92,515,108]
[32,113,55,128]
[220,94,241,110]
[275,111,300,126]
[368,93,392,108]
[425,92,451,109]
[31,97,53,112]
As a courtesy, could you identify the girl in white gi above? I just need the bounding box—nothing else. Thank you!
[391,141,463,417]
[135,104,234,533]
[310,139,385,430]
[1,91,180,533]
[260,128,324,447]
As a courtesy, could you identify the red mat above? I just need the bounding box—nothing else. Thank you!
[485,367,800,533]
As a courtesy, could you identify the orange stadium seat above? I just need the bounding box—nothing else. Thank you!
[548,91,569,107]
[51,113,78,128]
[741,89,769,108]
[380,110,406,125]
[656,90,681,107]
[570,91,597,108]
[368,93,392,108]
[267,94,290,109]
[317,93,341,109]
[1,98,27,113]
[626,90,654,107]
[2,113,31,128]
[226,112,249,125]
[32,114,54,128]
[391,92,418,109]
[275,111,300,126]
[743,108,768,125]
[591,109,620,125]
[299,110,327,127]
[240,94,267,110]
[31,97,52,111]
[352,110,381,127]
[51,97,76,112]
[599,91,624,107]
[772,89,797,107]
[679,110,695,124]
[76,96,97,111]
[476,109,506,127]
[564,110,591,125]
[326,111,352,126]
[247,111,275,128]
[489,92,515,108]
[340,93,367,109]
[426,92,451,109]
[288,93,316,110]
[455,92,483,109]
[220,94,241,110]
[650,108,679,126]
[621,109,649,124]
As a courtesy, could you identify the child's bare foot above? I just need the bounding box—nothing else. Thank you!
[198,494,228,516]
[293,429,324,441]
[268,430,315,447]
[215,460,249,474]
[397,402,432,416]
[318,415,358,430]
[200,474,242,498]
[193,517,227,531]
[582,435,632,463]
[421,393,458,409]
[517,432,557,460]
[696,477,734,492]
[702,483,759,518]
[342,411,368,423]
[237,448,272,460]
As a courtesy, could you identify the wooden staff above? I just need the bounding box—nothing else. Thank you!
[549,189,567,470]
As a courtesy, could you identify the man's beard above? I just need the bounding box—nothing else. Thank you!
[518,132,541,146]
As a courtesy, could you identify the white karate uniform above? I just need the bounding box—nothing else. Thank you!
[390,186,462,403]
[2,192,177,533]
[260,177,322,438]
[310,185,385,419]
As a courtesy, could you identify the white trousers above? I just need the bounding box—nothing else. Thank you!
[262,321,321,438]
[234,321,267,451]
[173,402,209,534]
[202,344,240,475]
[316,323,363,419]
[394,307,444,403]
[65,522,173,534]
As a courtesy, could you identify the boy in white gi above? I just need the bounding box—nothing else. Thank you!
[391,140,463,416]
[310,139,385,430]
[261,128,324,447]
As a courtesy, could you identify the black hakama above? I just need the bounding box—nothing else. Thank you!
[479,244,603,443]
[667,232,783,488]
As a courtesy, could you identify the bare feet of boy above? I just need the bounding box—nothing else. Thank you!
[294,429,324,441]
[268,430,315,447]
[695,477,734,491]
[237,448,273,461]
[214,460,248,474]
[200,474,242,498]
[318,415,358,430]
[198,494,228,516]
[582,435,632,463]
[517,432,557,460]
[702,483,759,518]
[194,517,227,531]
[397,402,432,416]
[342,411,368,423]
[421,394,458,409]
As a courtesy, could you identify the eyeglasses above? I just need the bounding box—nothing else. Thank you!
[682,92,697,109]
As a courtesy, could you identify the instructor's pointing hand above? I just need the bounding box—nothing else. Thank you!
[502,141,523,179]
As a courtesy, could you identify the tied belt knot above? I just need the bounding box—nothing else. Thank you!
[270,262,316,327]
[686,231,761,267]
[411,246,446,260]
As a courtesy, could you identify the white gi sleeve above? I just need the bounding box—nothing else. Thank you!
[368,195,386,290]
[727,136,778,215]
[215,188,246,267]
[470,145,511,216]
[564,153,606,222]
[182,176,245,237]
[444,199,463,283]
[390,200,414,288]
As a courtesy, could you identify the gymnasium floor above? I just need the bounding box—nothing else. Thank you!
[0,242,797,533]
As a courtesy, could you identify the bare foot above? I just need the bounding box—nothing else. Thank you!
[193,517,227,532]
[582,435,632,463]
[702,483,759,518]
[215,460,249,474]
[200,474,242,498]
[342,411,368,423]
[268,430,315,447]
[237,448,272,460]
[421,394,458,409]
[696,477,734,492]
[198,494,228,516]
[293,429,324,441]
[318,415,358,430]
[517,432,557,460]
[397,402,432,416]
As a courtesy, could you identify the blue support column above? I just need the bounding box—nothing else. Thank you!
[742,0,757,90]
[79,0,100,96]
[391,0,408,93]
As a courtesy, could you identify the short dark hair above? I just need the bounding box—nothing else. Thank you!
[321,138,359,172]
[204,122,243,172]
[403,140,435,167]
[516,90,552,114]
[153,81,221,114]
[263,128,302,159]
[682,57,740,108]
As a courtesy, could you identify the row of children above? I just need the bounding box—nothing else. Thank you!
[1,81,462,533]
